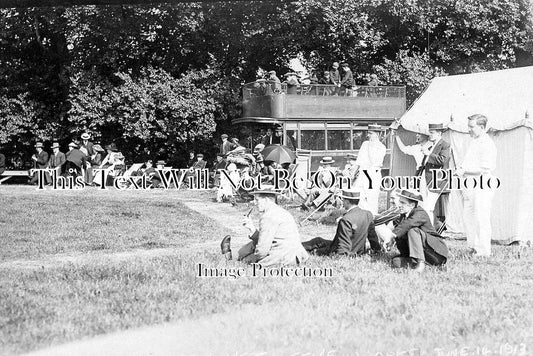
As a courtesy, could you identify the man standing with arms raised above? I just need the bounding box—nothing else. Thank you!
[455,114,497,257]
[418,123,450,226]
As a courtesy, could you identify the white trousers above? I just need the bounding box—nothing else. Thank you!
[354,169,381,215]
[422,191,440,226]
[461,187,494,256]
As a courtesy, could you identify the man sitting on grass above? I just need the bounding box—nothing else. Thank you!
[220,186,309,266]
[302,189,381,257]
[383,189,449,272]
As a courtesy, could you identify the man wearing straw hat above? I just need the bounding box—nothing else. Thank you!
[302,189,381,256]
[220,186,308,266]
[353,123,386,215]
[387,189,449,272]
[418,123,450,226]
[301,156,337,210]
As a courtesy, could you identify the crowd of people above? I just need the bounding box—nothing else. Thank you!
[252,62,381,97]
[220,114,499,272]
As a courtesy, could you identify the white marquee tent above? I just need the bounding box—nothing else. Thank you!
[391,66,533,244]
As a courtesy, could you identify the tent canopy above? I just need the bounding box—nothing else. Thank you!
[400,66,533,134]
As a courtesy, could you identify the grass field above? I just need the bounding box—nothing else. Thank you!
[0,186,532,356]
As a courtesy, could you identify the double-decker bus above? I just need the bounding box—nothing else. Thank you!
[232,81,406,173]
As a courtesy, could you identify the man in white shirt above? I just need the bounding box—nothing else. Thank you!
[394,132,430,172]
[455,114,497,257]
[353,124,386,215]
[302,156,338,210]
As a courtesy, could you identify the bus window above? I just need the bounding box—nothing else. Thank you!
[300,123,325,150]
[327,124,351,150]
[352,130,367,149]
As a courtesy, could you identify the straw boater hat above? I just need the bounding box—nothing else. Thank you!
[34,142,44,148]
[368,123,382,132]
[284,72,297,77]
[51,142,60,149]
[156,160,166,166]
[337,189,361,200]
[249,185,281,196]
[81,133,91,140]
[254,143,265,152]
[320,156,335,164]
[346,153,357,160]
[93,144,104,152]
[68,142,78,148]
[275,126,283,132]
[197,153,204,158]
[428,123,446,131]
[397,189,423,203]
[332,62,339,68]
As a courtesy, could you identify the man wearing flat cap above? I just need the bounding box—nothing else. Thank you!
[386,189,449,272]
[30,142,49,184]
[418,123,450,226]
[302,189,381,256]
[220,187,309,266]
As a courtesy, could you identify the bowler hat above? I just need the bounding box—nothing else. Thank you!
[35,142,44,148]
[320,156,335,164]
[249,186,281,196]
[337,189,361,200]
[105,143,118,152]
[81,133,91,140]
[397,189,423,203]
[275,126,283,132]
[428,123,446,131]
[51,142,60,149]
[368,123,382,132]
[68,142,78,148]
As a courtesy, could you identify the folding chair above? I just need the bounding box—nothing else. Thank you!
[300,190,336,226]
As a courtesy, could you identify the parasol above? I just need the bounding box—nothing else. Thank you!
[261,144,296,165]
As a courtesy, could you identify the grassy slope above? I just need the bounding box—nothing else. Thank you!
[1,186,532,355]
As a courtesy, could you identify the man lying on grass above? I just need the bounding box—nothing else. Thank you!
[220,186,309,266]
[302,189,382,256]
[381,189,449,272]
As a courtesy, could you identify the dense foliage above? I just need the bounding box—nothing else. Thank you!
[1,0,532,167]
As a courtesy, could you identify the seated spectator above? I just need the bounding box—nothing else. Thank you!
[191,153,207,170]
[267,70,281,93]
[65,142,86,178]
[284,72,299,94]
[30,142,49,185]
[302,156,338,210]
[90,144,105,167]
[186,151,195,168]
[302,189,381,256]
[211,153,228,187]
[140,160,161,188]
[48,142,66,176]
[340,62,354,96]
[319,71,333,95]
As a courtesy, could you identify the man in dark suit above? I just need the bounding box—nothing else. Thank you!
[48,142,66,174]
[418,123,451,226]
[389,189,449,272]
[220,134,233,155]
[30,142,49,184]
[302,189,382,256]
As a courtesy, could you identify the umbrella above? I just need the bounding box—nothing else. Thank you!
[261,144,296,165]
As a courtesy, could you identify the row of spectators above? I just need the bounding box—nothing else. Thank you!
[254,62,380,96]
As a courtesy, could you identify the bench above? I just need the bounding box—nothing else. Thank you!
[0,170,31,184]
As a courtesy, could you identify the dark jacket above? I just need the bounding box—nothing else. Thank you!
[34,150,49,169]
[330,69,340,85]
[329,206,381,256]
[341,69,354,87]
[66,149,86,169]
[48,151,66,169]
[192,159,206,170]
[421,138,451,192]
[392,206,449,258]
